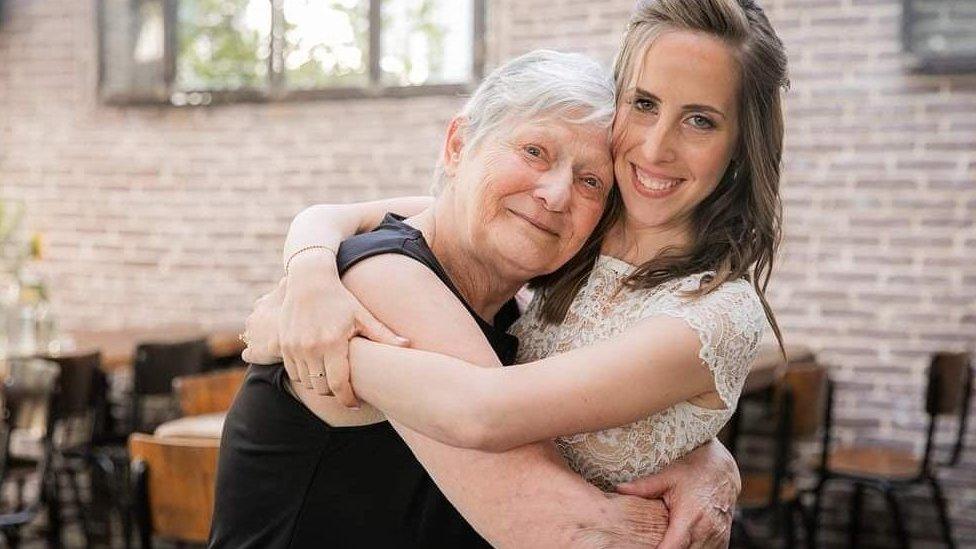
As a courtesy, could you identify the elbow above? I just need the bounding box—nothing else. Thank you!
[293,204,334,225]
[436,384,514,452]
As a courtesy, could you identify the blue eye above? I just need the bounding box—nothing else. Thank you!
[688,115,715,130]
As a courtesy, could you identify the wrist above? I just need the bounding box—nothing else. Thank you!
[285,246,338,277]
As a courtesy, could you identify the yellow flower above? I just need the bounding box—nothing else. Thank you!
[29,233,43,260]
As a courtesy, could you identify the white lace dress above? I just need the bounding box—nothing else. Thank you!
[510,255,766,491]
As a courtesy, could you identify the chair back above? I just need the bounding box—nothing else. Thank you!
[130,338,209,433]
[782,363,830,439]
[924,352,973,467]
[761,362,832,508]
[133,338,209,396]
[128,433,220,544]
[47,351,100,421]
[1,359,60,433]
[173,367,246,416]
[0,359,59,505]
[926,352,971,416]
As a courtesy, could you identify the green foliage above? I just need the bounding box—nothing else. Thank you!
[283,1,370,89]
[177,0,268,91]
[174,0,457,91]
[381,0,449,86]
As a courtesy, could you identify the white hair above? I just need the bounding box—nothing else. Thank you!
[431,49,616,193]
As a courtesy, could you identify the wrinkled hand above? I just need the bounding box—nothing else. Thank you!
[616,439,739,548]
[275,255,408,407]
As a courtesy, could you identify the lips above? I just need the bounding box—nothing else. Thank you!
[631,164,685,198]
[509,209,559,236]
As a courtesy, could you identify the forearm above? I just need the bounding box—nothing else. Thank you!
[349,338,495,448]
[282,197,433,268]
[388,420,667,547]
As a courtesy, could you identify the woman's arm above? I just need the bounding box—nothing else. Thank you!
[283,197,433,268]
[294,252,669,546]
[348,314,723,451]
[272,196,432,404]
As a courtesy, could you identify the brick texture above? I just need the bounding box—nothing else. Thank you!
[1,0,974,546]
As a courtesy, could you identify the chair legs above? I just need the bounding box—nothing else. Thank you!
[881,486,910,549]
[849,483,864,548]
[44,467,63,548]
[809,479,826,549]
[927,476,955,549]
[782,504,796,548]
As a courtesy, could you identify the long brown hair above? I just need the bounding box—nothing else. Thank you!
[533,0,788,353]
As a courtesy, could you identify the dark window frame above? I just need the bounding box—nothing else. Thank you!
[901,0,976,74]
[98,0,487,106]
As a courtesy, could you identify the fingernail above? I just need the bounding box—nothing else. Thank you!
[350,406,361,411]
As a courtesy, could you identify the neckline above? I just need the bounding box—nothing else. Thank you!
[596,254,637,275]
[378,213,513,334]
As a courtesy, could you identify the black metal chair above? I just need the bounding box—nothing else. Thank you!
[735,362,830,549]
[46,351,102,546]
[129,338,209,434]
[94,337,208,547]
[811,351,972,549]
[0,359,60,548]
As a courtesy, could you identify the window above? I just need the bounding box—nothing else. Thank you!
[903,0,976,73]
[98,0,485,105]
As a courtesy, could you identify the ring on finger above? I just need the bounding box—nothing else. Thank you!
[310,372,326,378]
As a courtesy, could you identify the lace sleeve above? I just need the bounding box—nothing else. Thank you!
[653,277,767,409]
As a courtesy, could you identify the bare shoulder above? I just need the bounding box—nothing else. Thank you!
[342,253,501,366]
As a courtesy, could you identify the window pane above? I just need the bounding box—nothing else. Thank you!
[906,0,976,59]
[100,0,170,102]
[176,0,271,91]
[380,0,474,87]
[283,0,370,89]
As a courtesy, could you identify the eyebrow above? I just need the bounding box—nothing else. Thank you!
[518,129,612,169]
[634,87,728,119]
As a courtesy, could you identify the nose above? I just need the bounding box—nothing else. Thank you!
[532,163,573,212]
[640,120,678,165]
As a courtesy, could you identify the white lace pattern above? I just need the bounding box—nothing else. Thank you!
[510,255,766,491]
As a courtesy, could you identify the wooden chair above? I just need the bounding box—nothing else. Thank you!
[130,338,209,434]
[172,367,246,417]
[722,345,816,457]
[0,359,60,548]
[735,362,830,549]
[128,433,220,547]
[811,352,972,549]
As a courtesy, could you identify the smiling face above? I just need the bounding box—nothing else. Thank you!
[446,115,613,281]
[612,29,741,239]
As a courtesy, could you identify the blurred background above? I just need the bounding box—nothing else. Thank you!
[0,0,974,547]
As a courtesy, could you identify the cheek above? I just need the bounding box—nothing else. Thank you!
[570,201,605,242]
[690,145,733,194]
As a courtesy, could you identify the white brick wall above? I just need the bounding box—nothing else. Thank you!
[1,0,974,545]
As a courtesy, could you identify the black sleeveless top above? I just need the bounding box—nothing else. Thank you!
[209,214,519,548]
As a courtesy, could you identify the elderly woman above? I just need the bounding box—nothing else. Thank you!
[211,50,741,549]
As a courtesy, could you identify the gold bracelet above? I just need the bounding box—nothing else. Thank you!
[285,245,337,276]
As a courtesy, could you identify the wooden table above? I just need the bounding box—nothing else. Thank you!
[46,323,244,372]
[154,412,226,440]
